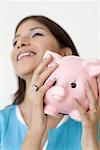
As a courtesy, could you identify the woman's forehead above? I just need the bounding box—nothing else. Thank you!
[16,19,49,34]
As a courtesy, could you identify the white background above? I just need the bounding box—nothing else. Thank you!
[0,1,100,108]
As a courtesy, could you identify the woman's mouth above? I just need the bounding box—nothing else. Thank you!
[17,51,36,61]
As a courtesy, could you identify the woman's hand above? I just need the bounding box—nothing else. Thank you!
[21,54,58,150]
[74,76,100,150]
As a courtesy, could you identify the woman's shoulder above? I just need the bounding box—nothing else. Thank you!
[0,104,16,114]
[0,104,17,123]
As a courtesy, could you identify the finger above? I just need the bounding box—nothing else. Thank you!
[39,77,57,96]
[32,62,58,88]
[34,54,53,76]
[39,62,58,84]
[73,98,88,120]
[85,80,97,110]
[97,75,100,106]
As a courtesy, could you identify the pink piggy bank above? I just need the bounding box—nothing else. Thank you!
[43,50,100,121]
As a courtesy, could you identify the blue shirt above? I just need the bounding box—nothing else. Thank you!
[0,105,99,150]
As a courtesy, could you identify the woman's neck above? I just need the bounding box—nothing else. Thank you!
[19,99,31,126]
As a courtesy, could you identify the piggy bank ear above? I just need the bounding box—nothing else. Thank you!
[82,59,100,77]
[43,50,62,64]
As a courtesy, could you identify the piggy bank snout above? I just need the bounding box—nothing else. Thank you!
[51,85,67,101]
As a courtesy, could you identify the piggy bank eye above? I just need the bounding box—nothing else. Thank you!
[70,82,77,88]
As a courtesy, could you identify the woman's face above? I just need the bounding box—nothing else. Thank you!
[11,19,61,79]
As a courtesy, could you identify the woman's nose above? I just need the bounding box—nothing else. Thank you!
[17,37,30,49]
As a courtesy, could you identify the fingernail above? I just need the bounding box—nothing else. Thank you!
[50,77,57,81]
[49,62,58,67]
[45,54,52,59]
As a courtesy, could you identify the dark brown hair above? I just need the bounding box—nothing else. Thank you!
[13,15,79,105]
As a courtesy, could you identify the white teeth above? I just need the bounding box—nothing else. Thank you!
[18,52,34,61]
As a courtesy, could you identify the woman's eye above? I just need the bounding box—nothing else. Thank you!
[32,33,43,38]
[13,41,17,47]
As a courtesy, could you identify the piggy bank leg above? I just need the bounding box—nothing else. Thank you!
[69,110,81,122]
[44,105,58,117]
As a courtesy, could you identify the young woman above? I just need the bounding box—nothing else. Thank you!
[0,15,100,150]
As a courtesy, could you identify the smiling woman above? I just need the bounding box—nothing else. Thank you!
[11,16,78,105]
[0,15,100,150]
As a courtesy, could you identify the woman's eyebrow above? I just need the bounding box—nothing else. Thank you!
[29,27,48,32]
[30,27,48,31]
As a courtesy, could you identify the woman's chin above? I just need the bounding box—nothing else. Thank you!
[16,68,35,79]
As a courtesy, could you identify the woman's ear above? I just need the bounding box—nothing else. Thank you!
[59,47,72,56]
